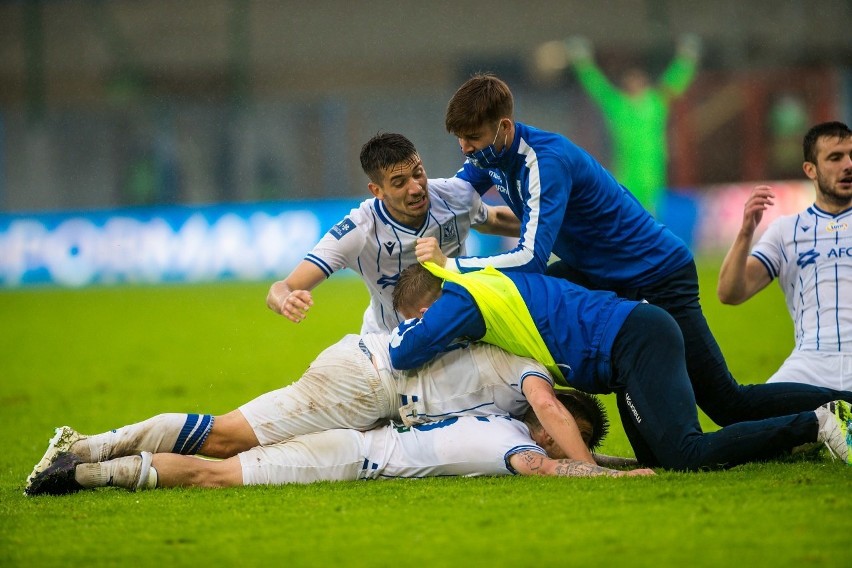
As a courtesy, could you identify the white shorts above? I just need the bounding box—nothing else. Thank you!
[766,350,852,391]
[238,335,400,445]
[239,429,367,485]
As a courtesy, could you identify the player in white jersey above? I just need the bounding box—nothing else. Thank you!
[26,335,597,493]
[266,132,519,333]
[26,404,654,496]
[719,121,852,390]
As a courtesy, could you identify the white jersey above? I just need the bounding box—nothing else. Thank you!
[305,178,488,333]
[362,415,544,479]
[241,334,552,446]
[751,204,852,353]
[363,334,552,426]
[238,415,544,485]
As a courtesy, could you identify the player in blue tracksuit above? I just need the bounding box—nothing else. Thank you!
[417,72,852,428]
[388,264,852,470]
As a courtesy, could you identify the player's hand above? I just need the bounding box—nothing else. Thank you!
[564,36,592,62]
[741,185,775,236]
[278,289,314,323]
[677,33,702,60]
[619,468,656,477]
[415,237,448,268]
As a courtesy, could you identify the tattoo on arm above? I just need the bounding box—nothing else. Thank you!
[516,451,621,477]
[552,459,621,477]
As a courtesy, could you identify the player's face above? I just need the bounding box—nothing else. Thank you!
[806,135,852,211]
[370,155,430,226]
[456,120,508,155]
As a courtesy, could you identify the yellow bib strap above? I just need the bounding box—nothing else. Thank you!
[423,262,565,384]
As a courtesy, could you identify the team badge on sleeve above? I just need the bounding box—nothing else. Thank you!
[329,217,357,240]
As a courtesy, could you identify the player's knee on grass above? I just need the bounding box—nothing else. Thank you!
[199,410,260,458]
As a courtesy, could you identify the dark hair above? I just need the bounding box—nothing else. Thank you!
[524,389,610,451]
[445,73,514,136]
[803,121,852,163]
[359,132,418,185]
[392,263,443,314]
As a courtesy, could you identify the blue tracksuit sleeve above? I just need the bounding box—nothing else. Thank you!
[453,154,568,274]
[389,286,486,369]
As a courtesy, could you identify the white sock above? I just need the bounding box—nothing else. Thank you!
[72,413,214,461]
[74,453,157,492]
[74,456,141,490]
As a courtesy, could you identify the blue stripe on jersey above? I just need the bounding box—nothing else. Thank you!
[476,416,490,422]
[834,263,841,351]
[373,199,426,234]
[751,251,776,279]
[814,267,822,350]
[417,401,498,420]
[519,371,553,390]
[305,254,333,277]
[430,194,463,248]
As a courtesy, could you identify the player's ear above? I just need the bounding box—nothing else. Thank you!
[368,182,383,200]
[802,161,817,181]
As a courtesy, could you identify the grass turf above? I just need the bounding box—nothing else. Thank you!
[1,260,849,567]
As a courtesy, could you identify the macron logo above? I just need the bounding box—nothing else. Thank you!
[625,393,641,423]
[800,225,810,232]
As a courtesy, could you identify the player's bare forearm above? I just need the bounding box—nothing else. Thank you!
[523,378,595,464]
[593,453,639,468]
[512,451,653,477]
[718,186,775,304]
[475,205,521,237]
[267,261,325,323]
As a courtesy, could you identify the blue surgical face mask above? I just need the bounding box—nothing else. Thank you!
[465,121,509,169]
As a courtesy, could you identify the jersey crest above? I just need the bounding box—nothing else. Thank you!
[442,223,457,241]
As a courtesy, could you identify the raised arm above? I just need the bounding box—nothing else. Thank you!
[266,260,326,323]
[717,185,775,305]
[509,450,654,477]
[521,375,595,464]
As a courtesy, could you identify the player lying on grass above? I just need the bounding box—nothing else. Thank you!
[26,393,654,496]
[389,263,852,470]
[26,334,610,494]
[266,132,519,333]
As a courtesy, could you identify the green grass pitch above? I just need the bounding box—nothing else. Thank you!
[1,259,849,567]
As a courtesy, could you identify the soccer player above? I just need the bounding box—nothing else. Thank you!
[26,395,654,496]
[266,132,519,333]
[25,334,599,494]
[416,73,848,429]
[718,121,852,390]
[563,34,700,215]
[388,263,852,470]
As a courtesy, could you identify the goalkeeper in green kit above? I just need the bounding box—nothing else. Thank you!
[565,34,701,216]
